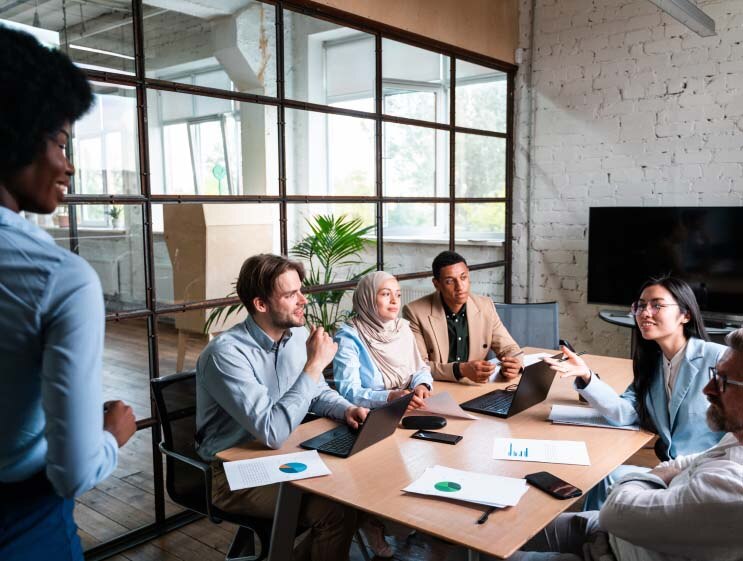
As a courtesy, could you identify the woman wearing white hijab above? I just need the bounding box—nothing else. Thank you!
[334,270,433,410]
[333,271,433,558]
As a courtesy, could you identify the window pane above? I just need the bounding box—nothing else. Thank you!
[2,2,135,76]
[383,203,449,274]
[157,312,218,375]
[147,90,278,196]
[286,108,374,196]
[384,123,447,197]
[75,428,157,551]
[455,133,506,197]
[25,204,146,313]
[143,3,276,97]
[469,266,506,302]
[155,203,280,310]
[73,83,139,196]
[455,60,507,132]
[284,10,375,111]
[382,39,450,124]
[455,202,505,243]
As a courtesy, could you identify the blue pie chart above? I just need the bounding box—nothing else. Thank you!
[279,462,308,474]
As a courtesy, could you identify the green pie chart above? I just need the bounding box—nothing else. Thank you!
[434,481,462,493]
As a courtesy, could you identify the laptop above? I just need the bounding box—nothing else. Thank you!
[460,352,561,418]
[300,393,414,458]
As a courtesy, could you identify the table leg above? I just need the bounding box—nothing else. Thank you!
[268,482,303,561]
[467,549,481,561]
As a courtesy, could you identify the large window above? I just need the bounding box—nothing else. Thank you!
[6,1,515,557]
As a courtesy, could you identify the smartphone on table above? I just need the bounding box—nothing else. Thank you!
[525,471,582,499]
[411,430,462,445]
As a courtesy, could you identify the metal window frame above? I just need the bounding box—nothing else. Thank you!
[62,1,518,558]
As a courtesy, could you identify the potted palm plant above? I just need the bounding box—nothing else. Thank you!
[204,213,375,334]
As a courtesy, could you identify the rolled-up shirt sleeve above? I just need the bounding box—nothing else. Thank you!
[201,349,318,449]
[42,259,118,498]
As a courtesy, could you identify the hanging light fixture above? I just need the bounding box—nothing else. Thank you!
[647,0,716,37]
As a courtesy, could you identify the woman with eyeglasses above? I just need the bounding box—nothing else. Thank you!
[548,275,726,509]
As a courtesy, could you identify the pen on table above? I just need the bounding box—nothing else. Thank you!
[558,351,586,362]
[476,506,497,524]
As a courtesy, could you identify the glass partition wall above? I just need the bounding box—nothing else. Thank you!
[3,0,515,557]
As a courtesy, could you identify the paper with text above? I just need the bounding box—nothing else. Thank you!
[492,438,590,466]
[403,465,528,508]
[488,352,554,382]
[549,404,640,431]
[223,450,331,491]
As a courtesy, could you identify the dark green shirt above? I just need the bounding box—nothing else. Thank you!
[443,296,468,379]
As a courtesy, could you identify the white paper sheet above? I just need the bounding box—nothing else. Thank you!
[492,438,591,466]
[223,450,331,491]
[549,404,640,431]
[403,465,528,508]
[487,352,554,382]
[419,391,477,420]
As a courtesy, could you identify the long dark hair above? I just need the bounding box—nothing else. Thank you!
[631,276,709,435]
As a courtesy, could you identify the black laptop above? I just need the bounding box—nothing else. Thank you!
[460,353,560,418]
[300,393,414,458]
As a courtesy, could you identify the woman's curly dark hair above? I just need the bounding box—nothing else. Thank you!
[0,26,93,178]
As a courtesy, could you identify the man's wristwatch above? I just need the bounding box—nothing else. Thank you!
[453,362,463,380]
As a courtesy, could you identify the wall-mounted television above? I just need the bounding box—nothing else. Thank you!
[588,207,743,315]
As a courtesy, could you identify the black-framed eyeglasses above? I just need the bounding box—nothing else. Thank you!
[630,300,680,316]
[709,366,743,393]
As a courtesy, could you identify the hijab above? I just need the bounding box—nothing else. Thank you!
[349,271,428,389]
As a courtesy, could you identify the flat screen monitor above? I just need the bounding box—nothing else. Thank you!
[588,207,743,315]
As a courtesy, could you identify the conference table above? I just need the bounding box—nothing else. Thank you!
[218,349,654,560]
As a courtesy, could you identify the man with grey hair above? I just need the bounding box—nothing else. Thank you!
[505,327,743,561]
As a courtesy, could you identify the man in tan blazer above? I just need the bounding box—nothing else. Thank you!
[402,251,523,383]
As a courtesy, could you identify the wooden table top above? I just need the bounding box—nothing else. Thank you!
[218,349,653,558]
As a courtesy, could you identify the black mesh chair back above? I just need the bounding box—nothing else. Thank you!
[494,301,560,350]
[151,371,209,515]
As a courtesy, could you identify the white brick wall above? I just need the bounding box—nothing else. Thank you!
[514,0,743,357]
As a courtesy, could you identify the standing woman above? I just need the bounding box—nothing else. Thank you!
[334,271,433,410]
[0,27,136,560]
[548,276,726,509]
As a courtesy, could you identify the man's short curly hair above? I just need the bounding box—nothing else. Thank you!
[0,26,93,178]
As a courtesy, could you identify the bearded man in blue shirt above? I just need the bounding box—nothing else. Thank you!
[196,253,369,561]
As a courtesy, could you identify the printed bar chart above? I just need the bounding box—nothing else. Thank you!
[508,443,529,458]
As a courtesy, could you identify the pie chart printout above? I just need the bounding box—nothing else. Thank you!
[434,481,462,493]
[279,462,308,474]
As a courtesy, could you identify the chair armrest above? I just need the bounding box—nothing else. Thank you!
[159,443,222,523]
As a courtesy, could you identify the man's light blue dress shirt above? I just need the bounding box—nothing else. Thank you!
[195,316,353,460]
[0,207,118,497]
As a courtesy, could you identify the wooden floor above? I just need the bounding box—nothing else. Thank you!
[80,320,657,561]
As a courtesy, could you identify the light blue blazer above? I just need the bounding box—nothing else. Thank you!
[578,337,726,459]
[333,323,434,409]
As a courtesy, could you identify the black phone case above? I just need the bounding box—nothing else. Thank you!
[525,471,582,499]
[411,430,462,445]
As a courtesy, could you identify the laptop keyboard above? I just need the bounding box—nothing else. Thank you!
[467,391,514,415]
[319,431,357,454]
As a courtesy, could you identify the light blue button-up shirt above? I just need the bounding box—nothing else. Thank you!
[0,207,118,498]
[195,316,353,460]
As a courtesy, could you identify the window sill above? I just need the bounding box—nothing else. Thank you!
[44,226,128,238]
[381,235,505,247]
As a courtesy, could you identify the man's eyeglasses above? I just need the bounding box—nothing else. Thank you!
[630,301,680,316]
[708,366,743,393]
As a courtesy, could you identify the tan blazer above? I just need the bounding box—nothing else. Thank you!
[402,292,521,382]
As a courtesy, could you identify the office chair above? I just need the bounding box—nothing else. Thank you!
[151,371,371,561]
[494,301,560,350]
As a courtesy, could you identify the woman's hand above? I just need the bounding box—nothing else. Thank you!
[406,384,430,410]
[544,346,592,384]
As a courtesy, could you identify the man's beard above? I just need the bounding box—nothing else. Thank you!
[269,307,304,330]
[707,401,743,433]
